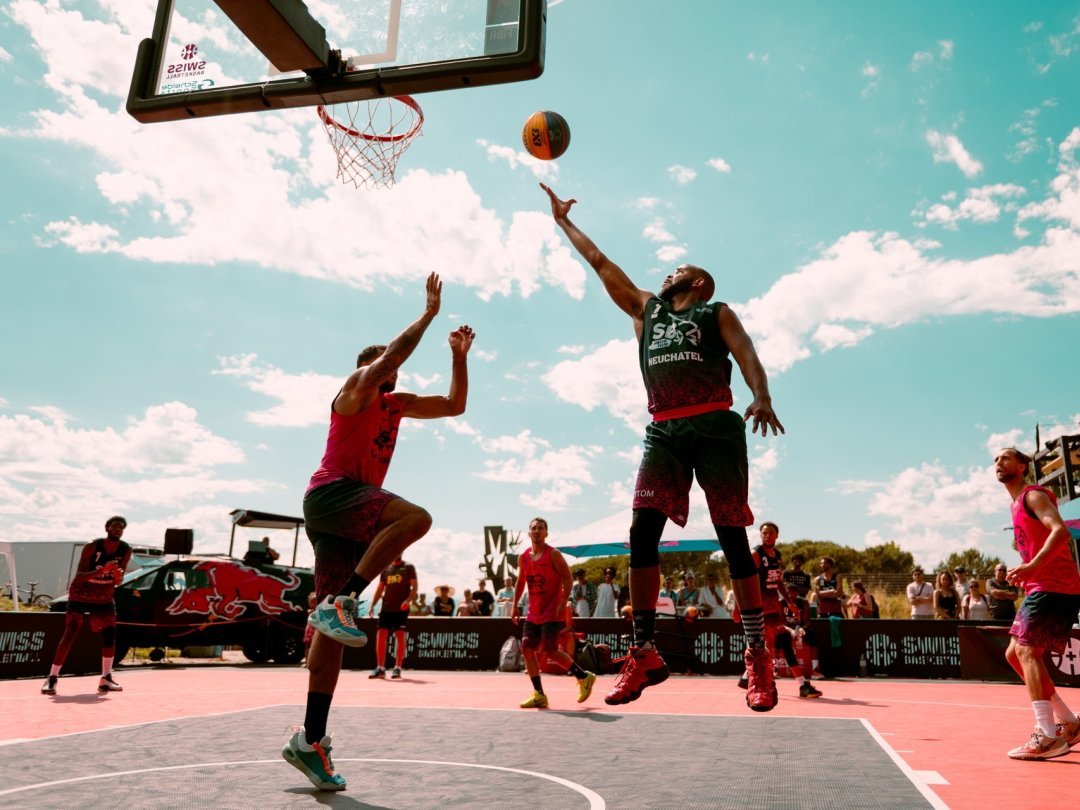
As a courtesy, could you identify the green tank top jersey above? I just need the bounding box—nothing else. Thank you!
[639,296,734,415]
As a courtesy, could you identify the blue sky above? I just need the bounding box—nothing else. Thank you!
[1,0,1078,593]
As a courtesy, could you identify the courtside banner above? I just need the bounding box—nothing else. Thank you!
[0,611,100,678]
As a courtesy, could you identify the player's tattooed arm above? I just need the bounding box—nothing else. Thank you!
[719,305,785,437]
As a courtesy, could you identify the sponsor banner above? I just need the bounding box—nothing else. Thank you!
[0,612,101,679]
[958,625,1080,686]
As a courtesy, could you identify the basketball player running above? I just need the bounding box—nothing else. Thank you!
[42,516,132,695]
[541,184,785,711]
[510,517,597,708]
[367,557,417,679]
[283,273,475,791]
[736,522,821,699]
[994,447,1080,760]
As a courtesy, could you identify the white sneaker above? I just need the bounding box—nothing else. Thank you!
[98,674,123,692]
[1007,730,1069,760]
[1056,718,1080,748]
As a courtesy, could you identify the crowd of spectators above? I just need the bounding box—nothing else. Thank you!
[382,560,1021,621]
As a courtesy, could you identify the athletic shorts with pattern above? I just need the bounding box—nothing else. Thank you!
[65,601,116,633]
[632,408,753,527]
[1009,591,1080,654]
[303,478,398,602]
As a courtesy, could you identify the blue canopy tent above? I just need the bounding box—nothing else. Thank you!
[554,539,723,558]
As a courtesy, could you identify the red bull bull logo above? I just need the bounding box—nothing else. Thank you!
[166,561,302,620]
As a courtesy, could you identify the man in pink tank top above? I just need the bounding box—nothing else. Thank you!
[995,447,1080,761]
[283,273,475,792]
[511,517,597,708]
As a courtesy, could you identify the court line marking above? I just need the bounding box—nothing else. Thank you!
[0,757,605,808]
[859,719,949,810]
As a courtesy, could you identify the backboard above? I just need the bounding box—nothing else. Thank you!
[127,0,545,123]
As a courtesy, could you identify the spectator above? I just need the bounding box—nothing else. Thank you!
[782,553,812,599]
[659,575,679,602]
[963,579,991,620]
[593,567,621,618]
[616,574,632,612]
[784,584,810,628]
[473,579,496,617]
[986,564,1020,622]
[495,576,516,617]
[933,571,959,620]
[846,580,876,619]
[676,572,701,612]
[907,568,934,618]
[410,593,432,617]
[432,585,455,617]
[699,572,730,618]
[813,557,845,618]
[953,566,971,599]
[570,570,596,618]
[456,589,479,616]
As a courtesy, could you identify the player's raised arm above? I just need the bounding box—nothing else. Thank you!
[718,305,785,437]
[540,183,651,320]
[400,325,475,419]
[335,273,442,416]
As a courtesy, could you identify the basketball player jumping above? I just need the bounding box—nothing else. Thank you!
[541,183,785,711]
[282,273,475,791]
[994,447,1080,760]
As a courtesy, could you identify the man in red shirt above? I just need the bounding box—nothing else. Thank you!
[367,558,417,679]
[42,516,132,696]
[283,274,474,792]
[995,447,1080,760]
[511,517,596,708]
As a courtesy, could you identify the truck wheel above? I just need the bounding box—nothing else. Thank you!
[272,632,304,664]
[242,642,271,663]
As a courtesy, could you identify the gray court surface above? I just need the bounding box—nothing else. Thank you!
[0,707,934,809]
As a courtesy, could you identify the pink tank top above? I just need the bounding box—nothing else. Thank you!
[1011,485,1080,595]
[521,546,564,623]
[306,392,404,494]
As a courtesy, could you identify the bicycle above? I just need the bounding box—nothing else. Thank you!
[4,580,53,608]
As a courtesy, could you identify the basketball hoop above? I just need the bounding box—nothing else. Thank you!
[317,95,424,189]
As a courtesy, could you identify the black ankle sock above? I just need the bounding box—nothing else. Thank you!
[568,663,587,679]
[339,574,370,599]
[304,691,333,744]
[632,609,657,644]
[530,675,543,694]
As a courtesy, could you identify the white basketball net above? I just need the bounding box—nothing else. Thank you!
[317,95,424,189]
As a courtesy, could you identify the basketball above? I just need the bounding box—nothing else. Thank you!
[684,605,699,621]
[522,110,571,160]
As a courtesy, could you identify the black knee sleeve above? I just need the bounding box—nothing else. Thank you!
[101,626,116,648]
[715,525,755,579]
[628,509,666,569]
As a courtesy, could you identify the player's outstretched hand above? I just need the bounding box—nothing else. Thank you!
[539,183,576,221]
[424,272,442,317]
[743,398,785,437]
[448,325,475,356]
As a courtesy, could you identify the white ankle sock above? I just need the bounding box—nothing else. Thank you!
[1033,700,1056,736]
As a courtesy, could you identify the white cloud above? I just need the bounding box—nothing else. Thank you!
[668,165,697,185]
[635,197,665,210]
[707,157,732,173]
[910,51,933,71]
[543,339,646,433]
[860,61,880,96]
[916,183,1027,229]
[643,219,677,243]
[938,40,954,60]
[475,429,601,511]
[656,244,688,262]
[214,355,339,427]
[747,52,770,63]
[476,138,560,181]
[0,401,258,541]
[0,47,12,64]
[925,130,984,178]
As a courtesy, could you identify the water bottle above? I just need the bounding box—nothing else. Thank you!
[859,653,868,678]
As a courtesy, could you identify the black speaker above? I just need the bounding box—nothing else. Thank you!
[164,528,194,555]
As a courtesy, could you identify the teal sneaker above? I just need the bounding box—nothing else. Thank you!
[308,595,367,647]
[282,730,347,791]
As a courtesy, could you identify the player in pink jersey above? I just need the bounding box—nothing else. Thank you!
[995,447,1080,760]
[283,273,475,792]
[510,517,597,708]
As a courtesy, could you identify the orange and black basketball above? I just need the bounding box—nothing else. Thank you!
[522,110,570,160]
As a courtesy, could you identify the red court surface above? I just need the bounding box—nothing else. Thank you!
[3,666,1077,809]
